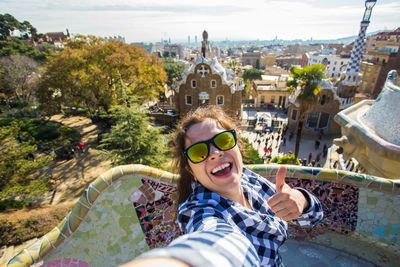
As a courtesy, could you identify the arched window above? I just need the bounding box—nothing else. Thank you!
[305,112,331,130]
[216,95,224,106]
[210,80,217,88]
[191,80,197,88]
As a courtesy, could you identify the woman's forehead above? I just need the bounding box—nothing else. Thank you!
[185,118,224,142]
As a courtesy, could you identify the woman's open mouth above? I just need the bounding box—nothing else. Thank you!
[211,162,233,177]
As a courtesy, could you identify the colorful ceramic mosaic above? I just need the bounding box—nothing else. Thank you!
[130,177,182,249]
[285,178,359,237]
[4,164,400,267]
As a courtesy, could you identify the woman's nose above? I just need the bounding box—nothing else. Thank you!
[209,144,223,160]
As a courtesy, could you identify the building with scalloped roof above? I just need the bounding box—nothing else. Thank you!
[173,31,244,119]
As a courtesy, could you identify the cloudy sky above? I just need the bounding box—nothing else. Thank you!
[1,0,399,43]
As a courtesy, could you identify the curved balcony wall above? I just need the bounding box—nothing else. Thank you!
[4,164,400,267]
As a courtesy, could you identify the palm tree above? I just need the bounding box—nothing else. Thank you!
[227,60,240,74]
[286,64,326,159]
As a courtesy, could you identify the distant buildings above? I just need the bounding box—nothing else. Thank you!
[359,28,400,97]
[252,74,290,109]
[275,55,302,70]
[164,44,184,59]
[104,36,126,43]
[304,47,351,78]
[42,30,70,48]
[242,51,262,69]
[241,52,276,69]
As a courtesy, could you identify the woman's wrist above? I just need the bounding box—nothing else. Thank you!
[296,189,311,213]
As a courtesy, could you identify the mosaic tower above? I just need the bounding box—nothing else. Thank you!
[345,0,377,76]
[336,0,377,101]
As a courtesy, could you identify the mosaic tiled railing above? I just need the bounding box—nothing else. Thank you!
[3,164,400,267]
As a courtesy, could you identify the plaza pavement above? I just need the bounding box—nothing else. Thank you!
[241,109,340,166]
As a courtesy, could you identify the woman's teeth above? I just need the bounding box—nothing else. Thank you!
[211,163,231,175]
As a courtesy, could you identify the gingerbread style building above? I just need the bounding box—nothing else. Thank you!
[173,31,244,119]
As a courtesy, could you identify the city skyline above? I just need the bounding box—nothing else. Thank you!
[1,0,399,43]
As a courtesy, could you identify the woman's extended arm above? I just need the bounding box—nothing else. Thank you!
[121,217,260,267]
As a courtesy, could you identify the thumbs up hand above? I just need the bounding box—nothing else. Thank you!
[267,166,309,221]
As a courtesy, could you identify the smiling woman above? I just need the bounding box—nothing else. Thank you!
[123,105,323,266]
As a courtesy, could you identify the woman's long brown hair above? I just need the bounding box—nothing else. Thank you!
[173,106,242,205]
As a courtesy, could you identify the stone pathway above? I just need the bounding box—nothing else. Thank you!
[39,115,111,205]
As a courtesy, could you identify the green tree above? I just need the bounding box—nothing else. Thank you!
[37,35,167,114]
[163,59,184,86]
[0,121,53,199]
[242,68,264,82]
[286,64,325,159]
[99,102,170,168]
[227,60,240,74]
[271,153,300,165]
[241,137,263,164]
[0,36,58,62]
[241,69,264,98]
[0,14,38,41]
[0,13,21,40]
[163,51,170,58]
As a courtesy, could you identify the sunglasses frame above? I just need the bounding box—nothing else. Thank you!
[183,129,237,164]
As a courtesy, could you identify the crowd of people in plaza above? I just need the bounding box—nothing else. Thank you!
[248,121,331,167]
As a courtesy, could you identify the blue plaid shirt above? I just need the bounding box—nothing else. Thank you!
[139,168,323,266]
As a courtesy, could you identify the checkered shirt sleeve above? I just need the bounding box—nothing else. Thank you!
[138,216,260,267]
[291,188,324,227]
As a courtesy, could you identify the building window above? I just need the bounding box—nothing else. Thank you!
[372,78,376,83]
[320,95,326,105]
[364,76,368,82]
[261,96,265,104]
[361,65,365,71]
[191,80,197,88]
[186,95,192,105]
[271,96,275,103]
[375,69,379,74]
[210,80,217,88]
[341,61,343,65]
[291,109,298,121]
[305,112,331,130]
[362,85,366,91]
[332,67,336,71]
[216,95,224,106]
[367,67,371,72]
[334,61,337,65]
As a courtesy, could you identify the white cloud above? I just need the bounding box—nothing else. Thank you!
[0,0,398,42]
